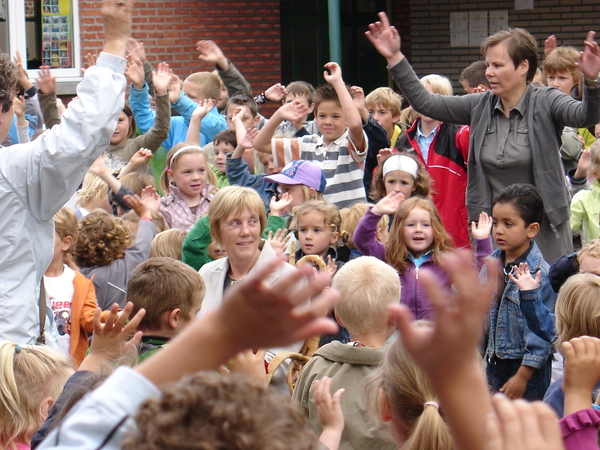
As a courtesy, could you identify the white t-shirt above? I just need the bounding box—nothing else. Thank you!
[44,264,75,356]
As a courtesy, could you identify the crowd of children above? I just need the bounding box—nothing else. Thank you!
[2,2,600,450]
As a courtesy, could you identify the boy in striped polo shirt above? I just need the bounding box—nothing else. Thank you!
[254,62,368,209]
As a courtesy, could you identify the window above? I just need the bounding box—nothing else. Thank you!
[2,0,81,84]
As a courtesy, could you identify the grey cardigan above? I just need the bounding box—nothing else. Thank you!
[389,58,600,228]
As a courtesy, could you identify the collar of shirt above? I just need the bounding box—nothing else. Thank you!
[493,83,531,117]
[314,129,349,155]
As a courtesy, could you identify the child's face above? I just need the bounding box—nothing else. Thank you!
[297,211,339,258]
[492,202,538,261]
[183,80,206,103]
[258,152,280,176]
[207,240,227,260]
[315,100,346,144]
[214,141,234,174]
[216,82,228,110]
[110,111,131,145]
[384,170,416,199]
[168,153,207,202]
[368,103,400,136]
[279,184,307,213]
[546,70,577,95]
[579,255,600,276]
[226,104,259,130]
[402,207,434,257]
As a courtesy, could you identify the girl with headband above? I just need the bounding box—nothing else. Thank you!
[159,143,217,231]
[370,152,431,204]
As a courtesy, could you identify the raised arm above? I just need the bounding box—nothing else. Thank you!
[253,100,310,153]
[196,39,252,96]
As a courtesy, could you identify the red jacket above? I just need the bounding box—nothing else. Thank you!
[396,119,470,248]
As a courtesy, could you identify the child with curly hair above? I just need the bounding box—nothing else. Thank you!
[72,194,157,310]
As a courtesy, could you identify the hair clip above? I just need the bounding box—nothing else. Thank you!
[14,344,21,353]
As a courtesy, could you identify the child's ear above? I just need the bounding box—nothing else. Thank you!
[378,388,393,422]
[527,222,540,238]
[61,236,73,252]
[40,397,55,418]
[330,231,340,245]
[307,103,315,114]
[333,310,344,328]
[168,308,182,329]
[392,112,401,124]
[253,115,260,127]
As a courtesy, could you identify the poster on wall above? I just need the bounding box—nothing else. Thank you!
[41,0,71,67]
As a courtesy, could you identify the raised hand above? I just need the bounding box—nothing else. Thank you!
[562,336,600,415]
[314,377,345,450]
[544,35,557,57]
[325,256,337,277]
[128,148,153,169]
[191,98,217,121]
[265,83,287,102]
[471,211,493,240]
[226,349,268,385]
[101,0,132,57]
[507,262,541,291]
[12,95,26,118]
[276,100,310,123]
[127,37,147,63]
[578,31,600,81]
[88,153,110,177]
[269,192,293,216]
[323,62,343,85]
[266,228,291,256]
[365,12,403,66]
[371,190,405,215]
[238,127,258,150]
[84,52,98,69]
[169,74,182,104]
[196,39,228,69]
[376,148,395,165]
[152,62,172,95]
[140,186,161,212]
[124,193,151,218]
[36,65,56,94]
[125,55,145,89]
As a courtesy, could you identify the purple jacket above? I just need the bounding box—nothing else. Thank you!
[560,409,600,450]
[354,207,493,320]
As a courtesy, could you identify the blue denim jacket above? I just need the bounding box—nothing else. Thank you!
[484,241,557,368]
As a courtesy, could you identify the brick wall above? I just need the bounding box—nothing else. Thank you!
[79,1,281,105]
[403,0,600,92]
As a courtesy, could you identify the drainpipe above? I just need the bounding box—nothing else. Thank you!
[328,0,341,63]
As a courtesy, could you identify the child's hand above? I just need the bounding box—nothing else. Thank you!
[508,263,541,291]
[562,336,600,415]
[12,95,25,117]
[485,394,564,450]
[264,83,287,102]
[499,373,529,399]
[574,148,591,179]
[128,148,153,169]
[230,106,245,124]
[376,148,395,165]
[191,98,216,121]
[350,85,367,112]
[127,37,147,63]
[371,190,405,216]
[269,192,293,216]
[544,35,557,56]
[471,211,493,240]
[140,186,161,212]
[84,52,98,69]
[36,65,56,94]
[326,256,337,277]
[314,377,345,434]
[152,62,172,96]
[88,153,109,177]
[124,193,151,218]
[276,100,310,123]
[13,49,28,83]
[323,62,343,85]
[238,127,258,150]
[79,302,145,372]
[169,74,182,104]
[125,55,145,89]
[266,228,291,256]
[196,39,227,68]
[226,349,268,385]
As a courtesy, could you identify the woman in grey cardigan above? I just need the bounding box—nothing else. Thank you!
[366,12,600,263]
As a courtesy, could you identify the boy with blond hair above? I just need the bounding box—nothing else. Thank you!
[255,63,368,208]
[292,256,398,450]
[128,257,205,361]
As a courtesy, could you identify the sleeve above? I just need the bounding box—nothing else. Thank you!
[388,58,475,125]
[182,214,213,271]
[122,218,156,273]
[263,215,286,237]
[142,60,155,97]
[520,276,557,367]
[455,125,470,162]
[519,286,556,344]
[561,127,584,164]
[474,237,493,271]
[271,138,301,167]
[78,278,98,334]
[218,59,252,96]
[108,184,134,213]
[570,191,586,235]
[567,168,590,197]
[347,130,369,163]
[362,114,391,190]
[172,95,226,146]
[16,123,31,144]
[226,155,267,190]
[560,408,600,450]
[171,91,197,122]
[0,52,126,221]
[36,367,160,450]
[354,207,387,261]
[125,91,171,153]
[550,83,600,129]
[159,200,173,228]
[37,91,61,130]
[128,82,156,134]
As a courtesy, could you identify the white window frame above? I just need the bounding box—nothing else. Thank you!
[9,0,82,84]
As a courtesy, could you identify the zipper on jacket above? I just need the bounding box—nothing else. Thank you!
[415,267,419,280]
